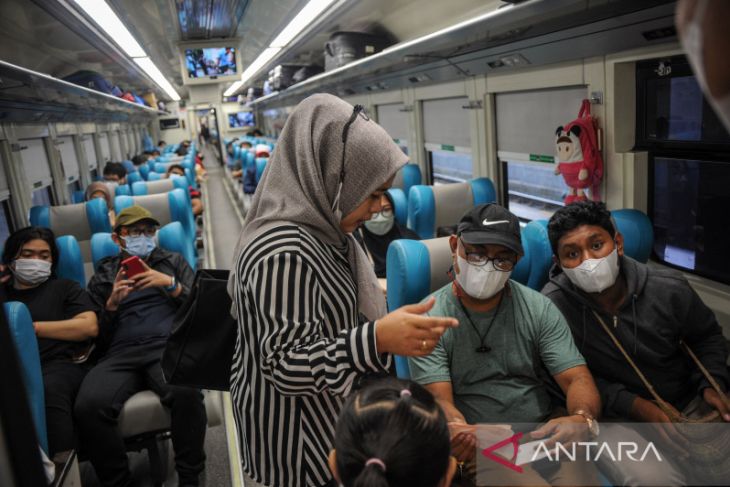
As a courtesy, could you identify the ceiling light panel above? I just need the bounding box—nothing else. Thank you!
[134,57,181,101]
[73,0,147,58]
[269,0,337,48]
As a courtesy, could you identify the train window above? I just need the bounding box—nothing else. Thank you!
[0,199,12,247]
[31,187,53,207]
[636,56,730,149]
[376,103,409,155]
[423,97,471,183]
[496,86,587,220]
[428,150,472,184]
[57,136,80,186]
[83,135,98,173]
[90,168,99,181]
[110,131,121,160]
[98,133,111,163]
[18,139,54,197]
[67,180,81,195]
[650,155,730,285]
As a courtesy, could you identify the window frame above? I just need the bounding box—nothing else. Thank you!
[425,144,473,185]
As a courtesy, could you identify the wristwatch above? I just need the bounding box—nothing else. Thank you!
[164,275,177,293]
[573,409,600,438]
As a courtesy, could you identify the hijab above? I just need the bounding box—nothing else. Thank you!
[228,93,408,320]
[84,181,113,211]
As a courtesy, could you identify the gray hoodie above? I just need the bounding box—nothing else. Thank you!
[542,255,729,418]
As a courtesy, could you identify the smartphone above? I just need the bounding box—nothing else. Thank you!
[121,256,146,279]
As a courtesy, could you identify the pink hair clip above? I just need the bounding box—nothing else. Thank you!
[400,389,412,398]
[365,458,386,472]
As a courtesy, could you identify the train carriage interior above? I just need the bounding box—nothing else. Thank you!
[1,0,729,486]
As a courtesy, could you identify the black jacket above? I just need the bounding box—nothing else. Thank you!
[87,248,194,356]
[542,255,729,418]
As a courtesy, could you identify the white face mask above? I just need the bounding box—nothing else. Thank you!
[455,255,511,300]
[12,258,52,286]
[562,247,620,294]
[681,0,730,133]
[364,212,394,236]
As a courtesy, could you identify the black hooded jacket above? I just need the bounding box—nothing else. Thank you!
[542,255,728,418]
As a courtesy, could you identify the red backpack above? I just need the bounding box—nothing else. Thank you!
[554,99,603,204]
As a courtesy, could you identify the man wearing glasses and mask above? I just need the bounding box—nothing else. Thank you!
[75,205,206,487]
[408,203,600,486]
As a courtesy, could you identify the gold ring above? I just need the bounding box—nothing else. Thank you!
[421,339,428,351]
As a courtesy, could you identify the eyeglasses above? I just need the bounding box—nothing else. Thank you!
[123,227,157,238]
[461,241,516,271]
[373,207,394,218]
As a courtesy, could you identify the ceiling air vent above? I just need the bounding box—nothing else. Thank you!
[408,74,431,84]
[487,53,530,69]
[642,25,676,41]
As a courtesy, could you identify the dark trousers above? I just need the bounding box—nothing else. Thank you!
[42,360,88,456]
[74,341,206,487]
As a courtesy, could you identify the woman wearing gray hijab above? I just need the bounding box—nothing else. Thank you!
[229,94,458,487]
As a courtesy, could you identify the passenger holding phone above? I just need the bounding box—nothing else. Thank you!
[76,205,206,487]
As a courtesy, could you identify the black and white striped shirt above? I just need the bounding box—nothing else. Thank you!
[230,225,391,487]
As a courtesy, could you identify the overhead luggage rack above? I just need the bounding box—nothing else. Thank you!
[0,60,165,123]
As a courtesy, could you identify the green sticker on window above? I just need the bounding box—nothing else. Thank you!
[393,138,400,144]
[441,144,455,152]
[529,154,555,163]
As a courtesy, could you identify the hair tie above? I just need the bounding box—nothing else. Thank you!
[400,389,412,398]
[365,458,386,472]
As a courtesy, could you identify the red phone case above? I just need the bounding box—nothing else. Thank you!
[121,256,145,278]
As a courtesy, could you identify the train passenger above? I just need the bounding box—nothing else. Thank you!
[175,146,188,157]
[102,161,127,186]
[354,191,420,279]
[677,0,730,132]
[166,164,203,216]
[408,203,601,486]
[228,93,458,487]
[131,154,147,168]
[542,201,730,485]
[329,378,456,487]
[0,227,98,457]
[157,140,166,150]
[84,181,115,225]
[75,205,206,487]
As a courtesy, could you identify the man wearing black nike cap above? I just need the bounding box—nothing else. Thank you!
[409,203,600,485]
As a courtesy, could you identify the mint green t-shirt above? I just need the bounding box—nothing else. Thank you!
[408,280,585,424]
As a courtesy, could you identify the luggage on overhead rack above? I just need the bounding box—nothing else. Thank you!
[292,65,323,84]
[269,64,303,91]
[62,70,122,96]
[142,91,158,108]
[324,32,392,71]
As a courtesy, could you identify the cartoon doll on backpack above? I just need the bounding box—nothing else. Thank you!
[554,99,604,204]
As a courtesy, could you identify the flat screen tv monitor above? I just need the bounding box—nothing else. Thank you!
[229,111,255,129]
[185,47,237,79]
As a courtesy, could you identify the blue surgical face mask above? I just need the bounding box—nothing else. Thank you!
[123,235,156,258]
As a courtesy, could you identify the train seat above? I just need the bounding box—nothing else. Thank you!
[114,188,194,243]
[29,198,111,280]
[121,160,136,174]
[407,177,496,239]
[154,161,193,174]
[115,184,131,197]
[4,301,48,453]
[387,188,408,226]
[392,164,422,199]
[131,177,187,196]
[91,221,196,271]
[255,158,268,183]
[55,235,86,287]
[138,164,150,181]
[147,172,162,181]
[127,171,142,185]
[71,190,85,204]
[612,209,653,263]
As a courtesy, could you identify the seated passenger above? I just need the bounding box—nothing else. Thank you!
[408,203,600,486]
[157,140,166,150]
[254,144,270,158]
[355,192,420,279]
[542,201,730,485]
[225,137,239,157]
[131,154,147,168]
[329,378,456,487]
[0,227,98,458]
[166,164,203,216]
[75,205,206,487]
[102,161,127,186]
[84,181,115,225]
[175,146,188,157]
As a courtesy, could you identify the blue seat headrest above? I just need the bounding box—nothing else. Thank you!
[158,222,196,271]
[90,233,120,270]
[255,158,267,182]
[127,172,142,184]
[4,301,48,453]
[55,235,85,287]
[611,209,653,263]
[115,184,131,197]
[387,188,408,226]
[148,172,161,181]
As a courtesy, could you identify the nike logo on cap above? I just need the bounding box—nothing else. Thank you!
[482,219,510,226]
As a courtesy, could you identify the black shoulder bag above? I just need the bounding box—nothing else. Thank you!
[162,269,236,391]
